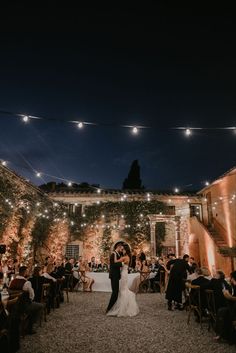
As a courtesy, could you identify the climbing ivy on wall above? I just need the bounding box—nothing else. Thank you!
[70,200,170,247]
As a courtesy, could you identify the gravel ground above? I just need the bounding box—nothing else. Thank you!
[19,292,235,353]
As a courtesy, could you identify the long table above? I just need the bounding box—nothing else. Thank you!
[85,272,139,292]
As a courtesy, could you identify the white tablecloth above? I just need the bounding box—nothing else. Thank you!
[85,272,138,292]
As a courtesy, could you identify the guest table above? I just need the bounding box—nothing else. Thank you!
[84,272,138,292]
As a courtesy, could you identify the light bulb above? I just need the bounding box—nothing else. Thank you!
[77,122,84,129]
[185,128,192,136]
[68,181,72,187]
[174,188,179,193]
[132,126,138,134]
[1,161,7,166]
[22,115,29,123]
[205,181,209,186]
[36,172,41,178]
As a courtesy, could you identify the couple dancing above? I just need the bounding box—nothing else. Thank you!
[106,241,139,317]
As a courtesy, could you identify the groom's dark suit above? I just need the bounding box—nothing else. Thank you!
[106,251,123,312]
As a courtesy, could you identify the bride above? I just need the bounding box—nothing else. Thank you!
[107,243,139,317]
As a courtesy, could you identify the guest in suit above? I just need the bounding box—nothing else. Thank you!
[88,257,97,271]
[9,266,43,334]
[215,271,236,344]
[189,268,211,317]
[106,242,124,312]
[149,258,167,292]
[64,258,74,274]
[29,266,48,303]
[166,254,190,310]
[97,257,108,271]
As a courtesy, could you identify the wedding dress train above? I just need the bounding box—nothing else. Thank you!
[107,264,139,317]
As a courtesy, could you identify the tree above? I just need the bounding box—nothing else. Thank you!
[122,160,144,190]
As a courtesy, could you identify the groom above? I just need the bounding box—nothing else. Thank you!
[106,242,124,313]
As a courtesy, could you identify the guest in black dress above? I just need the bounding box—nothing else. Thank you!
[166,254,190,310]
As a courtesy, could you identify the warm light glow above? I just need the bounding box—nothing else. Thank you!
[77,122,84,129]
[22,115,29,123]
[132,126,138,134]
[185,128,192,136]
[97,188,101,193]
[1,160,7,166]
[36,172,41,177]
[174,188,179,193]
[205,181,209,186]
[68,181,72,187]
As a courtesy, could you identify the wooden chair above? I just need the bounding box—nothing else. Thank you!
[6,297,19,314]
[153,271,166,294]
[54,278,63,308]
[64,274,73,302]
[205,289,217,331]
[186,284,202,328]
[139,271,151,293]
[40,283,50,323]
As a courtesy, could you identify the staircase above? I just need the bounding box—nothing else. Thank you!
[205,224,228,248]
[201,219,236,257]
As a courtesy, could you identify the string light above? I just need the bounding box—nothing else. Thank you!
[1,161,7,166]
[205,181,210,186]
[97,188,101,194]
[22,115,29,123]
[36,172,42,178]
[67,181,72,187]
[77,122,84,129]
[174,188,179,193]
[132,126,138,134]
[185,128,192,137]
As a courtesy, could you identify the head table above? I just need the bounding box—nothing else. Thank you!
[85,272,139,292]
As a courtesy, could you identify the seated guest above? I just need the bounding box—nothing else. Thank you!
[29,266,47,303]
[97,257,108,271]
[64,258,73,275]
[150,257,159,272]
[52,261,65,279]
[130,260,150,294]
[215,271,236,344]
[79,260,94,292]
[42,264,57,282]
[149,258,166,292]
[88,257,97,271]
[206,270,231,311]
[9,266,43,334]
[201,267,212,281]
[189,268,211,317]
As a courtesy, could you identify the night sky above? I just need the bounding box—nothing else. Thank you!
[0,6,236,191]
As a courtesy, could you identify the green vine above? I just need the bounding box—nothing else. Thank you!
[70,200,171,247]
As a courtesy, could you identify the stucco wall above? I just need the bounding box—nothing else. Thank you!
[190,217,232,274]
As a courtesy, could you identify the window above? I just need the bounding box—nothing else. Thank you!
[190,204,202,221]
[65,244,80,260]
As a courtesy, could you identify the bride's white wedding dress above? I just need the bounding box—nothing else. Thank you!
[107,264,139,317]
